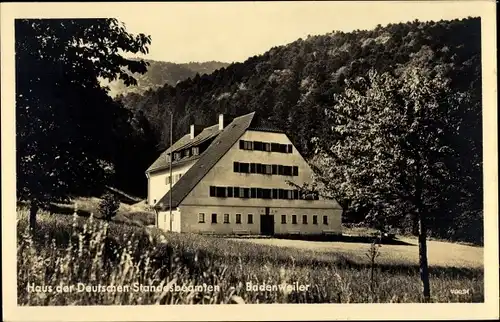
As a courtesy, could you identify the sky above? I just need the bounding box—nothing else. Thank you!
[113,1,484,64]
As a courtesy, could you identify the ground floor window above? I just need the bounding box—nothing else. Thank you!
[224,213,230,223]
[292,215,297,224]
[212,213,217,224]
[313,215,318,225]
[198,213,205,223]
[302,215,308,224]
[281,215,287,224]
[248,214,253,224]
[323,215,328,225]
[236,213,242,224]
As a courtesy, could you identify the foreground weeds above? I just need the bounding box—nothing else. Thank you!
[17,209,484,305]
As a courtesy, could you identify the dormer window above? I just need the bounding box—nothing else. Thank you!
[174,152,181,161]
[192,146,199,156]
[184,149,191,158]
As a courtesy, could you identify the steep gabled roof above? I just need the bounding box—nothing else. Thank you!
[154,112,256,210]
[146,125,222,174]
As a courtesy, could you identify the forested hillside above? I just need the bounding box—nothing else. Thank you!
[120,17,480,155]
[101,60,229,97]
[116,17,481,243]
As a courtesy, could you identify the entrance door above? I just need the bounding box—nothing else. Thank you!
[260,207,274,235]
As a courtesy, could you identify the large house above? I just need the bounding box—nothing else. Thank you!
[146,112,342,235]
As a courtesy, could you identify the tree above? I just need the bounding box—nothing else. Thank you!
[99,192,121,221]
[313,66,463,302]
[16,19,151,230]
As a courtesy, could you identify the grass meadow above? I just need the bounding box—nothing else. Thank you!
[16,201,484,305]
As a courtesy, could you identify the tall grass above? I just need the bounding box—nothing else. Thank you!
[17,208,484,305]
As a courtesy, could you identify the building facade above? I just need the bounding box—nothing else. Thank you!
[146,112,342,235]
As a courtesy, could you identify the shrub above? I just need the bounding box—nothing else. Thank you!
[98,193,120,221]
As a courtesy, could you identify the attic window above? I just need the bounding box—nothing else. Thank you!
[192,147,199,156]
[174,152,181,161]
[184,149,191,157]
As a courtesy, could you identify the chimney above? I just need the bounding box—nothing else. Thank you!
[190,124,195,139]
[218,114,224,130]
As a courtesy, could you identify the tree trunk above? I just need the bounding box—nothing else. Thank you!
[414,156,431,302]
[29,200,39,232]
[418,212,431,302]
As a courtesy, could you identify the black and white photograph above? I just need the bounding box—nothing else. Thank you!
[1,0,498,320]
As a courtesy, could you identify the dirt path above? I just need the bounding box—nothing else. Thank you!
[229,237,483,268]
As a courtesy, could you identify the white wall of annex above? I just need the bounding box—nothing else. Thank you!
[147,160,197,205]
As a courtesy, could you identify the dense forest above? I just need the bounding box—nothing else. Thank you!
[16,17,482,244]
[115,17,482,243]
[100,59,229,97]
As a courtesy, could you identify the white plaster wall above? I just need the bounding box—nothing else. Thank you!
[148,160,197,205]
[181,130,342,210]
[158,209,181,232]
[178,205,341,235]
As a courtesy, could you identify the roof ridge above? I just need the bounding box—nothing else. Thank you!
[154,112,256,210]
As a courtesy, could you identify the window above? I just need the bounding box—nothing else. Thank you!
[212,213,217,224]
[224,214,230,224]
[192,147,199,156]
[287,144,293,153]
[323,216,328,225]
[281,215,287,224]
[253,141,263,151]
[278,165,284,175]
[293,166,299,176]
[248,214,253,224]
[233,186,240,198]
[233,162,240,172]
[209,186,216,197]
[184,149,191,157]
[198,213,205,223]
[236,214,242,224]
[262,188,272,199]
[174,152,181,160]
[227,187,233,197]
[240,163,250,173]
[265,164,272,175]
[264,143,271,152]
[302,215,308,224]
[256,163,262,174]
[283,166,293,176]
[287,190,293,200]
[292,215,297,224]
[293,190,299,200]
[250,188,257,198]
[240,140,253,150]
[250,163,256,173]
[257,188,263,198]
[272,164,278,175]
[166,176,171,184]
[214,187,226,197]
[313,215,318,225]
[272,189,278,199]
[243,188,250,198]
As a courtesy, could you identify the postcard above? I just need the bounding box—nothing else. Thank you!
[1,1,498,321]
